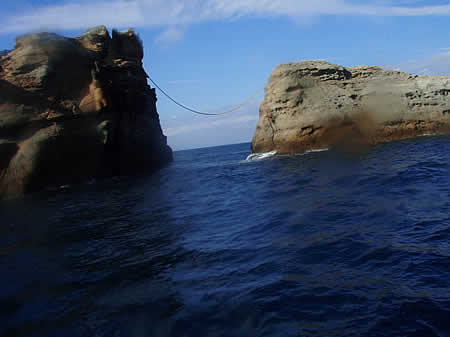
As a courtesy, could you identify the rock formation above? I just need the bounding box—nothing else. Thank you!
[251,61,450,154]
[0,26,172,199]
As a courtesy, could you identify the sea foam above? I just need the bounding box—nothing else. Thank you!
[296,148,329,156]
[245,151,277,161]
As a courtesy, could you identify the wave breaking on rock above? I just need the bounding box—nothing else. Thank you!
[245,151,277,161]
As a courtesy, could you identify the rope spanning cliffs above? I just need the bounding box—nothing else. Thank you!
[251,61,450,154]
[0,26,172,199]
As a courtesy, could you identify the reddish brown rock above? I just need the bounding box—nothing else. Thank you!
[251,61,450,154]
[0,26,172,199]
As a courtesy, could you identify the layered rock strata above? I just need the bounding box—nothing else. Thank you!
[251,61,449,154]
[0,26,172,199]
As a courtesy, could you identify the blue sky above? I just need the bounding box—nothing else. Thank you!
[1,0,449,150]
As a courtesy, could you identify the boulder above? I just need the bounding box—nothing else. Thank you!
[0,26,172,199]
[251,61,450,154]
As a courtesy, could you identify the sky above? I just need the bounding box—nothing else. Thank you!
[0,0,449,151]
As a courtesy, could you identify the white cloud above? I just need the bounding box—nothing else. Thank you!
[1,0,450,34]
[165,114,258,136]
[154,26,186,45]
[160,97,262,150]
[167,79,201,85]
[392,51,450,76]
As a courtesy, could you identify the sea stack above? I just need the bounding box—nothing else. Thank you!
[0,26,172,199]
[251,61,450,154]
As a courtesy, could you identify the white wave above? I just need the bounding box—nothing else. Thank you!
[295,148,329,156]
[419,133,437,137]
[245,150,277,161]
[307,147,329,153]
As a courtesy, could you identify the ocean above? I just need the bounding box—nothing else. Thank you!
[1,136,449,337]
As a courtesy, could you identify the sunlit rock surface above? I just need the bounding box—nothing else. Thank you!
[251,61,450,154]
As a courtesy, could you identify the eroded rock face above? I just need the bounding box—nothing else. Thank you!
[0,26,172,199]
[251,61,450,154]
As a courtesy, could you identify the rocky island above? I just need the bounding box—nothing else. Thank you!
[0,26,172,199]
[251,61,449,154]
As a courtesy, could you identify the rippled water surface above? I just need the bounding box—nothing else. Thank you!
[1,136,449,337]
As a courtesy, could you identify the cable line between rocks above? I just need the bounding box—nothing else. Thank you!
[147,75,267,116]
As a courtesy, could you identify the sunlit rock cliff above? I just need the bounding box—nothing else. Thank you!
[251,61,450,154]
[0,26,172,199]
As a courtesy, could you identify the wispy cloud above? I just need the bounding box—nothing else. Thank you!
[1,0,450,34]
[165,114,258,136]
[161,98,261,150]
[167,79,201,85]
[154,25,186,46]
[390,51,450,76]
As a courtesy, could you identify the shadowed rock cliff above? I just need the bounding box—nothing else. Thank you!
[0,26,172,199]
[251,61,449,154]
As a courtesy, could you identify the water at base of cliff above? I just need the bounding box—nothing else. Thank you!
[1,136,449,337]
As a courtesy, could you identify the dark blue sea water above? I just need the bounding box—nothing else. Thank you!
[1,136,449,337]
